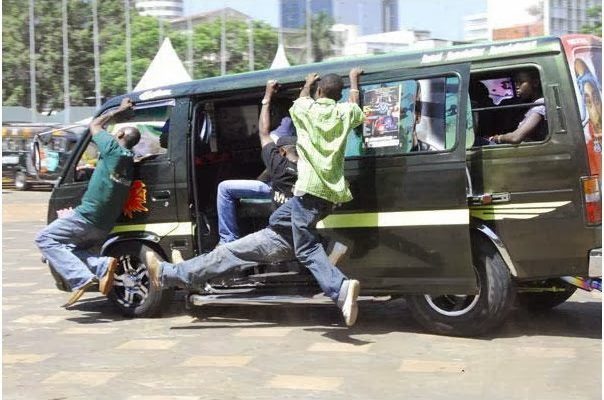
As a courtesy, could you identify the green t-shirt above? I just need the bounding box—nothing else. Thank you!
[290,97,364,204]
[75,130,135,231]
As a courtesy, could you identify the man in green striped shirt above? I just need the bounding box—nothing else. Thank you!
[269,68,365,326]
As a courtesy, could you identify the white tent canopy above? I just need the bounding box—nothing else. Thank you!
[270,43,291,70]
[134,38,192,92]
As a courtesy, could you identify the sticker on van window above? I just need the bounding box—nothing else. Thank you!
[122,180,149,218]
[362,86,402,149]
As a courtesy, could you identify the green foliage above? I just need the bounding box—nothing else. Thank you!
[2,1,278,112]
[311,12,335,62]
[581,5,602,37]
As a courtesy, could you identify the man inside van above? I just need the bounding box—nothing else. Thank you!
[267,68,365,326]
[35,97,141,307]
[147,80,350,324]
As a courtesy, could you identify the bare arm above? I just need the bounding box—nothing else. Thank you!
[89,97,133,135]
[259,80,279,148]
[490,113,543,145]
[348,67,363,104]
[300,73,319,98]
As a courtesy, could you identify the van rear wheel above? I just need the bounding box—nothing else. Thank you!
[406,237,515,336]
[105,242,173,317]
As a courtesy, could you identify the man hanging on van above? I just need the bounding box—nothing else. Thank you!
[268,68,365,326]
[35,98,141,307]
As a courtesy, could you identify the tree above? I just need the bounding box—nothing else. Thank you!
[311,12,335,62]
[581,5,602,37]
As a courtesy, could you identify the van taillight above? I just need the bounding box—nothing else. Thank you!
[581,176,601,225]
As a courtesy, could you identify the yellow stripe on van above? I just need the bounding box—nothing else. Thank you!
[111,222,193,237]
[316,209,469,229]
[470,201,570,221]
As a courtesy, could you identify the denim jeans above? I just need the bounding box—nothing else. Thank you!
[34,212,111,291]
[162,228,294,289]
[269,194,346,301]
[217,179,271,244]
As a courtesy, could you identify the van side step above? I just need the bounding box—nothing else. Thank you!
[189,293,334,306]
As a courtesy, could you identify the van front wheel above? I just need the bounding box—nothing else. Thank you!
[406,238,515,336]
[105,242,172,318]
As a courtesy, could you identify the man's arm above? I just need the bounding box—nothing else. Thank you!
[348,67,363,104]
[300,73,319,98]
[259,80,279,148]
[489,113,543,145]
[89,97,133,135]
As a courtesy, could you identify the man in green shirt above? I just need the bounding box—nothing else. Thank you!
[35,98,141,307]
[269,68,365,326]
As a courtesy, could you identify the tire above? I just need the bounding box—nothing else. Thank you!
[406,235,516,336]
[517,281,577,311]
[105,242,173,318]
[14,171,29,191]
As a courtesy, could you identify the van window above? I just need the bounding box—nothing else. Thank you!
[345,75,461,158]
[74,102,173,182]
[469,67,547,146]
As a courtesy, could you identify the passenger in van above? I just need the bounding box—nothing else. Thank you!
[268,68,365,326]
[146,80,353,326]
[34,98,141,307]
[216,115,296,244]
[488,71,546,145]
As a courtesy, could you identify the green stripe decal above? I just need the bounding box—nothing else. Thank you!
[470,201,570,221]
[316,209,469,229]
[111,222,193,237]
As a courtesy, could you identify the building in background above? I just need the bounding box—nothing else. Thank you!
[134,0,184,19]
[280,0,399,35]
[170,8,251,32]
[488,0,600,40]
[463,13,489,42]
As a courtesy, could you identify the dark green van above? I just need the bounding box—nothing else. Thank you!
[42,34,601,336]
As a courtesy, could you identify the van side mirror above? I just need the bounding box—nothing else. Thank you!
[30,137,42,173]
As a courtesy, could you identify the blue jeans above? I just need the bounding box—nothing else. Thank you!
[269,194,346,301]
[217,179,271,244]
[34,212,111,291]
[162,228,294,289]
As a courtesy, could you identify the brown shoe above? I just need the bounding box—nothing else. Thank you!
[63,278,98,308]
[145,251,161,290]
[99,257,118,296]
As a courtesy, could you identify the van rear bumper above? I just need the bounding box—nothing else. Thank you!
[589,248,602,277]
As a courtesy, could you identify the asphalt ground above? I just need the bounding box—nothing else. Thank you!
[2,188,602,400]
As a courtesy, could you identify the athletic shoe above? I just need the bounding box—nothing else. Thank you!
[328,241,348,266]
[63,278,98,308]
[338,279,360,327]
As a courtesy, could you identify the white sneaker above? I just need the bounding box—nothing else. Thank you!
[328,242,348,266]
[339,279,360,327]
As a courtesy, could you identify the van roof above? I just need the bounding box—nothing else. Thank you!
[104,35,572,111]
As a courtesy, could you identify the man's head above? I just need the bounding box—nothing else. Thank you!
[316,73,344,101]
[277,135,298,163]
[115,126,141,150]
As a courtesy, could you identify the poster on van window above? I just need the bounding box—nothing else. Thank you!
[362,86,401,148]
[561,35,602,177]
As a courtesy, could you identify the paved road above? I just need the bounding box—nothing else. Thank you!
[2,189,602,400]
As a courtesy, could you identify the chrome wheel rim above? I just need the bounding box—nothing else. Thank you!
[112,255,150,308]
[424,266,481,317]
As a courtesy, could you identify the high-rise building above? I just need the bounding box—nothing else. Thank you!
[280,0,399,35]
[134,0,184,20]
[463,13,489,42]
[548,0,600,37]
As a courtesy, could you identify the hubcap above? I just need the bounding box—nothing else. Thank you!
[112,255,150,308]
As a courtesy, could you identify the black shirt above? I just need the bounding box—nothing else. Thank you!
[261,143,297,208]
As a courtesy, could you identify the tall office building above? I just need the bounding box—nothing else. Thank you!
[280,0,399,35]
[134,0,184,19]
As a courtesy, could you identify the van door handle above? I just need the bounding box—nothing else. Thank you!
[468,192,510,205]
[151,190,171,201]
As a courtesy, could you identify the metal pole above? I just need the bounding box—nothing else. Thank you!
[306,0,312,63]
[187,0,193,76]
[124,0,132,92]
[92,0,101,107]
[248,18,254,71]
[221,8,226,75]
[62,0,70,124]
[28,0,37,122]
[159,18,164,49]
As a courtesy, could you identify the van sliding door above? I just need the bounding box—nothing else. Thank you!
[319,63,476,295]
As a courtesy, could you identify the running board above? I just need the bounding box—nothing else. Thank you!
[189,293,384,306]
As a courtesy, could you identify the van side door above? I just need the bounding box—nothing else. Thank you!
[320,63,476,295]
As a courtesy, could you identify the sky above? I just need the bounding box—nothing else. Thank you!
[184,0,488,41]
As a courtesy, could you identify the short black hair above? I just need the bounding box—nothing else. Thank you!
[121,126,141,149]
[318,73,344,101]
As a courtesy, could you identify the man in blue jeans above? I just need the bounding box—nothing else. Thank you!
[35,97,141,307]
[217,116,296,244]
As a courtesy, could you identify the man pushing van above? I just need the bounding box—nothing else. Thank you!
[35,98,141,307]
